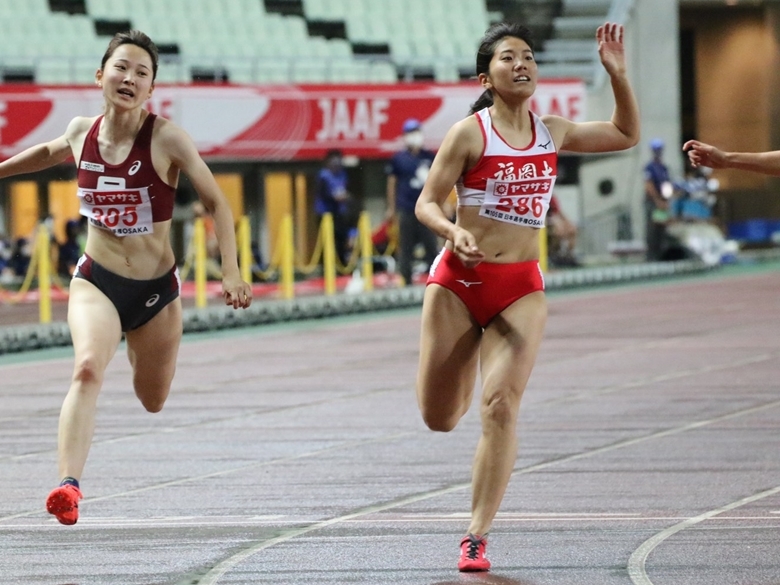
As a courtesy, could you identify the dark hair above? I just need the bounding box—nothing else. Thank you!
[469,22,535,115]
[100,30,159,81]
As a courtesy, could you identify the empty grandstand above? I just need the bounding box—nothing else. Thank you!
[0,0,617,86]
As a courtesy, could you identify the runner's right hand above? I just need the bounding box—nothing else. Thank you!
[452,227,485,269]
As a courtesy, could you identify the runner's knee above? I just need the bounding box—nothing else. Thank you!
[143,402,165,414]
[481,390,517,430]
[419,397,466,432]
[421,410,459,433]
[137,394,167,413]
[418,381,471,432]
[134,384,170,413]
[71,355,105,388]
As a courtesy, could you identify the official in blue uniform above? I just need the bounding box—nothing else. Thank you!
[385,119,439,286]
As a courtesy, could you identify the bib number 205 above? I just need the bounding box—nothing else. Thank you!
[93,206,138,228]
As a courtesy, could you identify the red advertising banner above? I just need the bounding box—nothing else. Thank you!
[0,81,585,162]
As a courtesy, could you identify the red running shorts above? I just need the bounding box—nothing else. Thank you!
[426,248,545,327]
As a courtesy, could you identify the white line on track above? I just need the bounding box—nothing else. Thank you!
[4,351,773,465]
[0,431,415,524]
[5,514,780,531]
[195,397,780,585]
[7,397,775,527]
[539,354,773,406]
[627,485,780,585]
[0,386,403,463]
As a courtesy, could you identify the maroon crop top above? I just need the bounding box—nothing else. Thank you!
[77,113,175,236]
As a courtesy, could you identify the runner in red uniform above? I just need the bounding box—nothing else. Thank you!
[0,30,252,525]
[415,22,640,571]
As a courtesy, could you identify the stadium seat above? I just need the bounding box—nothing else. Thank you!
[156,57,192,83]
[434,63,460,83]
[36,57,74,84]
[3,0,49,17]
[329,59,368,83]
[367,60,398,83]
[255,59,292,84]
[291,59,330,84]
[561,0,612,16]
[225,59,256,84]
[0,0,525,86]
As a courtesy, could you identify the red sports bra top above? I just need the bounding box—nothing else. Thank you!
[456,108,557,229]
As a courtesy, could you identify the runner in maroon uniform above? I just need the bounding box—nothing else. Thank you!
[0,31,252,525]
[415,22,639,571]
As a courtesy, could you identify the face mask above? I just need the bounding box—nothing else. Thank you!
[403,131,424,149]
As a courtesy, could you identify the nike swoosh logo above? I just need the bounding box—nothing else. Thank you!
[456,279,482,287]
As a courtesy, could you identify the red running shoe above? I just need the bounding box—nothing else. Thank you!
[46,484,82,525]
[458,533,491,572]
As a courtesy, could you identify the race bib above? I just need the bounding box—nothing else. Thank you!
[78,183,154,237]
[479,176,555,228]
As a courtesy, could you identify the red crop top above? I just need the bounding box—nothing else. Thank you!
[456,108,557,229]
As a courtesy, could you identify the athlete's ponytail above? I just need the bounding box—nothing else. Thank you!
[469,90,494,115]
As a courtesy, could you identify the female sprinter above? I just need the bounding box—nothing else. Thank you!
[414,22,639,571]
[0,31,253,525]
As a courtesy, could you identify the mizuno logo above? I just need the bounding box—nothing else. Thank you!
[456,279,482,287]
[538,140,551,149]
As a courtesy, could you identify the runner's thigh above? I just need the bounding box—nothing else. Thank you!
[67,278,123,370]
[417,284,482,416]
[480,291,547,403]
[125,298,183,396]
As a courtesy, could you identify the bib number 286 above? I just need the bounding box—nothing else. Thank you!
[496,196,544,217]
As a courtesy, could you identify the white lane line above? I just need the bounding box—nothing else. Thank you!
[338,514,780,525]
[627,485,780,585]
[1,384,405,463]
[442,512,642,518]
[6,514,780,531]
[539,354,773,406]
[509,398,780,478]
[5,351,773,464]
[4,397,779,529]
[0,384,406,464]
[196,398,780,585]
[5,403,687,525]
[0,431,415,524]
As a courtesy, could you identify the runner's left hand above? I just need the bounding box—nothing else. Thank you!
[597,22,626,78]
[222,275,252,309]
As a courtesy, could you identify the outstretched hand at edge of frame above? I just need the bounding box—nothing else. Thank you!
[683,140,727,170]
